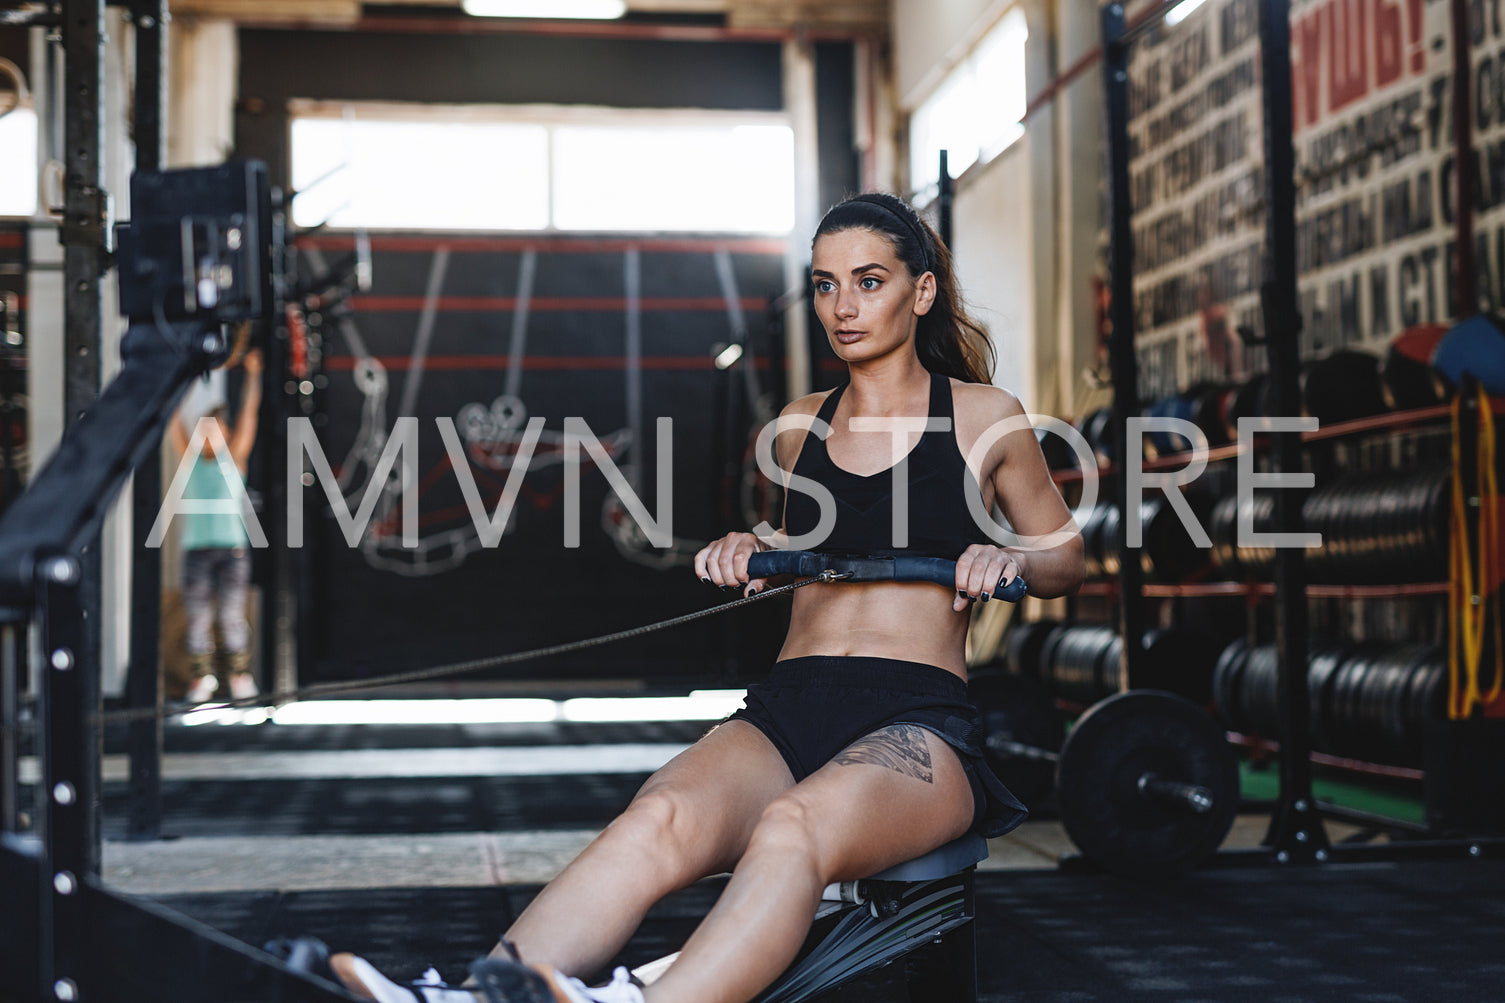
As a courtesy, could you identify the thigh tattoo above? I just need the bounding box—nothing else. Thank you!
[834,725,934,783]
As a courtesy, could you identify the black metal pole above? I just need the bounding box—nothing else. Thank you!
[1452,0,1476,316]
[59,0,107,894]
[1258,0,1327,864]
[37,555,87,1003]
[0,622,17,833]
[1101,2,1145,692]
[125,0,168,843]
[937,149,953,251]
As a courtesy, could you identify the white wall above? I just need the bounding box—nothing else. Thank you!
[892,0,1015,106]
[893,0,1108,420]
[951,138,1036,405]
[167,18,238,168]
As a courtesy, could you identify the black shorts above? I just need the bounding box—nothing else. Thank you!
[726,655,1028,839]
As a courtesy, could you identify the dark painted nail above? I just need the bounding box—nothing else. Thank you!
[980,592,991,603]
[702,577,713,585]
[721,584,740,592]
[747,588,760,597]
[957,590,968,598]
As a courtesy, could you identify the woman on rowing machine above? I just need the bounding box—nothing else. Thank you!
[331,192,1084,1003]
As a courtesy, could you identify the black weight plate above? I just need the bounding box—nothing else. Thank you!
[1381,644,1437,764]
[1080,408,1114,463]
[1189,383,1233,448]
[1141,492,1212,583]
[1404,652,1449,761]
[970,670,1063,808]
[1302,482,1339,582]
[1138,628,1225,705]
[1333,646,1384,759]
[1081,505,1106,579]
[1098,632,1126,700]
[1224,374,1268,442]
[1306,642,1351,753]
[1301,349,1388,425]
[1209,495,1241,574]
[1381,323,1449,410]
[1240,644,1279,737]
[1004,620,1061,681]
[1099,505,1122,577]
[1211,637,1250,732]
[1056,691,1239,878]
[1036,624,1073,695]
[1037,426,1079,472]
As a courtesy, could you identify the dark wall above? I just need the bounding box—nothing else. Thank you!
[815,41,858,213]
[237,28,786,192]
[0,28,28,74]
[292,235,791,687]
[231,26,861,689]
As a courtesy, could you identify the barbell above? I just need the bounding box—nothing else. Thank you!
[972,684,1240,879]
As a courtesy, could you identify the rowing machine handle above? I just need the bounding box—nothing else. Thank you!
[746,551,1028,603]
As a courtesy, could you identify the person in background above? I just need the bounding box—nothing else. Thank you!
[167,348,263,703]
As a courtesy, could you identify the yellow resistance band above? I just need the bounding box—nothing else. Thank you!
[1449,387,1505,718]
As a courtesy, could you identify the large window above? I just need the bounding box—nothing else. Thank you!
[0,108,37,217]
[908,7,1029,196]
[290,105,795,234]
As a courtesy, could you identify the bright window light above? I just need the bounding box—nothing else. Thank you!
[909,7,1029,195]
[560,690,748,722]
[270,698,560,726]
[552,123,794,233]
[0,109,38,217]
[1164,0,1210,27]
[464,0,626,17]
[289,111,793,234]
[290,117,550,231]
[261,691,747,727]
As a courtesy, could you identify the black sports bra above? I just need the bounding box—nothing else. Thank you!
[782,373,991,559]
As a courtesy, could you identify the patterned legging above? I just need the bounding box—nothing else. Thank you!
[182,547,251,656]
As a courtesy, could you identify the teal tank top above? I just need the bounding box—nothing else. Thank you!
[180,454,251,551]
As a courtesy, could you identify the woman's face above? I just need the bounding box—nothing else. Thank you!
[810,228,934,367]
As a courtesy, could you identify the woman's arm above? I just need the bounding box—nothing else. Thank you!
[229,349,263,473]
[952,384,1084,608]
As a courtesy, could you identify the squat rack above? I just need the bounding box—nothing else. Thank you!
[1098,0,1505,867]
[0,2,353,999]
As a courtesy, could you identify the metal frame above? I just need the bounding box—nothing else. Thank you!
[1099,2,1147,692]
[124,0,169,844]
[1096,0,1505,868]
[0,317,359,1001]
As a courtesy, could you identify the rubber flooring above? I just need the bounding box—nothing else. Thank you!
[21,719,1505,1001]
[147,860,1505,1002]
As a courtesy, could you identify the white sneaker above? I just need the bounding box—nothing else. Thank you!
[330,954,477,1002]
[543,967,645,1003]
[229,672,259,701]
[559,963,641,993]
[186,675,218,704]
[467,960,644,1003]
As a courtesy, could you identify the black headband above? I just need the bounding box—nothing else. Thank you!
[850,194,932,272]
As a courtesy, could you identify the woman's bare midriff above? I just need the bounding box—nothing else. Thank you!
[776,581,971,678]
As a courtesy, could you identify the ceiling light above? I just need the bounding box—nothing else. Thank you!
[462,0,628,18]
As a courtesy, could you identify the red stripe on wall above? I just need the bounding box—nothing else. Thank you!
[0,234,23,250]
[296,234,788,256]
[347,295,767,313]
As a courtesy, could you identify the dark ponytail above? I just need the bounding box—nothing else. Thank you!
[813,192,995,385]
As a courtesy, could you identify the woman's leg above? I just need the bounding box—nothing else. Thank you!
[181,549,217,697]
[498,720,796,979]
[643,724,974,1003]
[214,548,252,660]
